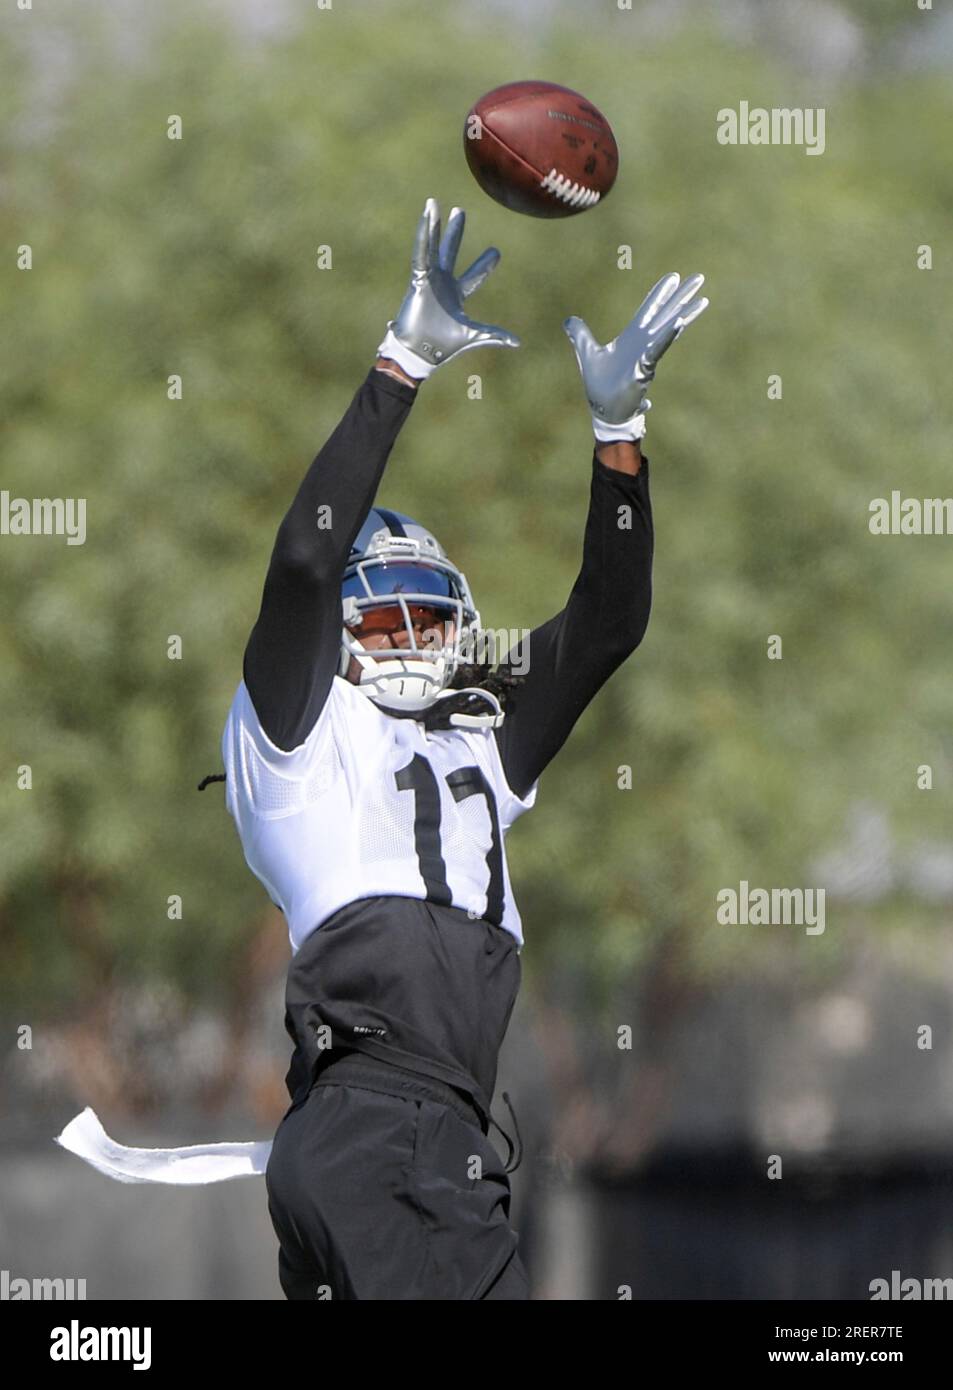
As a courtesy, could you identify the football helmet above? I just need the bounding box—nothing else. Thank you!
[339,507,481,715]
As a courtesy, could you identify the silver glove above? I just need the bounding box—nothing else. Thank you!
[380,198,520,377]
[564,273,708,437]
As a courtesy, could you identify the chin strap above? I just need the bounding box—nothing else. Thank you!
[382,687,504,732]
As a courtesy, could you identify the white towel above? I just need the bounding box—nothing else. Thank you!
[55,1107,271,1185]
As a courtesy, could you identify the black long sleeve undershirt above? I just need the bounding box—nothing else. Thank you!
[492,456,653,800]
[243,370,654,794]
[243,368,419,751]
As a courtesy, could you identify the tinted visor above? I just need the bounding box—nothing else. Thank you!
[342,561,461,603]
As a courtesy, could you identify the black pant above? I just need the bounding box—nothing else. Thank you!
[265,1060,529,1301]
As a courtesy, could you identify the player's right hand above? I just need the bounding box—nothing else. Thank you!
[377,198,520,380]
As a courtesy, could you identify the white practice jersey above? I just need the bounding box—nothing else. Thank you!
[222,676,538,953]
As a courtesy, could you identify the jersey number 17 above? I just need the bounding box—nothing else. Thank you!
[395,754,504,925]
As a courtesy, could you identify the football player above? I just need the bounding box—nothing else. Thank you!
[222,197,707,1300]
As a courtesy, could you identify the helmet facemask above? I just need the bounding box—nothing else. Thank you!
[339,538,480,714]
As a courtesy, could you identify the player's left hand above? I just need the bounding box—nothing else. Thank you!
[378,197,521,381]
[564,272,709,441]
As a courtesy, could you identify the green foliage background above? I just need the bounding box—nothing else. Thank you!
[2,1,951,1021]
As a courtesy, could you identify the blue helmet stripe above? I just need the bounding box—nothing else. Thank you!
[373,507,407,538]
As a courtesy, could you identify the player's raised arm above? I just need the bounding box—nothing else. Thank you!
[241,365,418,753]
[243,198,520,752]
[494,272,709,801]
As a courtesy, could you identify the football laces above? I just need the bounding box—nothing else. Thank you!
[539,169,601,209]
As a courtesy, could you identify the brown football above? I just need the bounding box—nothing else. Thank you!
[463,80,619,219]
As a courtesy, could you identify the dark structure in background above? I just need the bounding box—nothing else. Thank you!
[594,1150,953,1300]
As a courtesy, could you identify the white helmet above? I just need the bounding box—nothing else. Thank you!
[339,507,481,715]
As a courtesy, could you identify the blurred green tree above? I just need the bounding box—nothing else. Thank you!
[1,2,950,1058]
